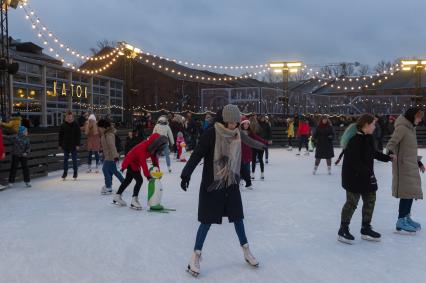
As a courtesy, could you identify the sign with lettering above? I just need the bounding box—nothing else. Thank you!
[53,81,88,98]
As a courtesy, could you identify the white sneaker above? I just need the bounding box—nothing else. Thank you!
[242,244,259,267]
[187,250,202,277]
[130,196,142,210]
[25,182,32,188]
[112,194,127,206]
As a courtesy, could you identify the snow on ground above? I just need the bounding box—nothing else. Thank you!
[1,148,426,283]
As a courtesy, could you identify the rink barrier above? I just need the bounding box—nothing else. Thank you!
[0,129,131,184]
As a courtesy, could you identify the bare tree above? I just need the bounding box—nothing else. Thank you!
[290,69,309,81]
[261,70,281,83]
[357,64,370,76]
[320,66,333,77]
[340,62,355,76]
[374,60,392,73]
[90,39,117,55]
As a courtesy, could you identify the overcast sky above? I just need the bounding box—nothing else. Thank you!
[8,0,426,69]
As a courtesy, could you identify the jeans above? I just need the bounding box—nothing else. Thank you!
[298,135,309,151]
[194,219,248,251]
[9,155,30,183]
[161,146,171,167]
[116,166,143,197]
[102,160,124,188]
[88,151,100,166]
[341,191,376,225]
[240,162,252,187]
[63,149,78,177]
[252,149,264,173]
[398,199,414,219]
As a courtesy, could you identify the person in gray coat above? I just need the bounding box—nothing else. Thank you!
[386,108,425,233]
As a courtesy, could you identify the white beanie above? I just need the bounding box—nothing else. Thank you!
[88,114,96,121]
[222,104,241,123]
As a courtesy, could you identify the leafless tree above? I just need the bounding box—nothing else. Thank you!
[90,39,117,55]
[320,66,333,77]
[374,60,392,73]
[261,70,281,83]
[357,64,370,76]
[290,69,309,81]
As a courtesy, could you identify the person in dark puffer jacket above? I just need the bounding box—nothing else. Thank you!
[59,111,81,180]
[5,126,31,188]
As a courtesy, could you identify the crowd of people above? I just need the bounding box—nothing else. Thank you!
[0,106,424,277]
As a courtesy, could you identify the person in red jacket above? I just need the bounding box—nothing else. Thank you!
[0,127,6,191]
[112,133,168,210]
[297,118,311,156]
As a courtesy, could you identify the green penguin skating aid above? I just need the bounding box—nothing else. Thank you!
[147,167,175,213]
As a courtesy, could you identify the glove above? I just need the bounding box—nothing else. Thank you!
[180,176,190,191]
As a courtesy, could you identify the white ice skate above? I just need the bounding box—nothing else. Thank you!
[112,194,127,206]
[25,183,32,188]
[187,250,202,277]
[260,172,265,180]
[313,166,318,175]
[296,150,301,156]
[130,196,142,210]
[304,151,310,156]
[287,146,293,151]
[242,244,259,267]
[168,166,172,173]
[246,185,254,190]
[327,166,332,175]
[101,186,112,195]
[86,165,92,173]
[94,165,99,173]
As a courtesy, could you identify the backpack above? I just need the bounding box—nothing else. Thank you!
[115,134,122,153]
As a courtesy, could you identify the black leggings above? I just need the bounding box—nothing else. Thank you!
[252,149,264,173]
[315,158,332,167]
[298,135,309,151]
[116,166,143,197]
[399,199,414,219]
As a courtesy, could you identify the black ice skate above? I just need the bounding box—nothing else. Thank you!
[361,224,381,242]
[338,224,355,244]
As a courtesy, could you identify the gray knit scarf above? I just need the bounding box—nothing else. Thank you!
[207,123,242,192]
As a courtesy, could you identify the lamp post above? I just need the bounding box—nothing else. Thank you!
[401,60,426,103]
[269,61,302,116]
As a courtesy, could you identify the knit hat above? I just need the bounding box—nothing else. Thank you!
[222,104,241,123]
[88,114,96,121]
[158,116,168,124]
[18,126,27,134]
[240,117,250,125]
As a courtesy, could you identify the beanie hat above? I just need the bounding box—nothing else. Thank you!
[240,117,250,125]
[222,104,241,123]
[158,116,168,124]
[88,114,96,121]
[18,126,27,134]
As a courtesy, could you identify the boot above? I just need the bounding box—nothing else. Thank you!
[251,173,255,180]
[168,166,172,173]
[327,166,332,175]
[112,194,127,206]
[407,214,421,231]
[242,244,259,267]
[187,250,202,277]
[313,166,318,175]
[25,182,32,188]
[338,223,355,244]
[360,224,381,242]
[130,196,142,210]
[101,186,112,195]
[396,217,417,234]
[73,172,78,181]
[61,173,67,181]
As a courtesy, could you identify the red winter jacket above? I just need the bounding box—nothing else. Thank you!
[240,133,268,164]
[297,122,311,137]
[121,133,160,178]
[0,128,4,159]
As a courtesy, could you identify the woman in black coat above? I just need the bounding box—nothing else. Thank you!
[181,105,258,277]
[313,117,335,175]
[338,114,393,244]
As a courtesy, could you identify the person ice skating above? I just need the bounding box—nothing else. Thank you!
[0,125,5,191]
[240,117,267,189]
[98,119,124,195]
[386,108,425,234]
[113,133,168,210]
[153,116,174,172]
[0,112,22,134]
[249,122,269,181]
[287,118,295,151]
[258,115,272,163]
[59,111,81,181]
[296,117,311,156]
[85,114,101,173]
[338,114,393,244]
[313,116,335,175]
[180,104,259,277]
[124,129,143,155]
[4,126,31,188]
[176,131,185,160]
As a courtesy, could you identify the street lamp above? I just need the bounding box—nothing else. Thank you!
[269,61,303,116]
[401,59,426,98]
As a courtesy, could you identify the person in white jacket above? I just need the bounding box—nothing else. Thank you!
[153,116,175,172]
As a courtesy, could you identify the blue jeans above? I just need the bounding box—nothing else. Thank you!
[194,219,248,251]
[162,146,171,167]
[63,149,78,177]
[102,160,124,188]
[88,151,100,166]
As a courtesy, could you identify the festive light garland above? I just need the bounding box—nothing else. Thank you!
[21,3,120,61]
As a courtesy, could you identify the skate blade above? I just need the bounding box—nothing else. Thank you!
[245,259,259,268]
[394,229,416,235]
[361,235,381,242]
[187,266,199,277]
[112,201,126,207]
[130,205,142,210]
[338,236,354,245]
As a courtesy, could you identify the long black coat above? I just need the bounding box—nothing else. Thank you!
[314,125,335,159]
[59,121,81,151]
[181,127,244,224]
[342,132,391,194]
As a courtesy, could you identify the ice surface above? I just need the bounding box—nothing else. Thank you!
[1,148,425,283]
